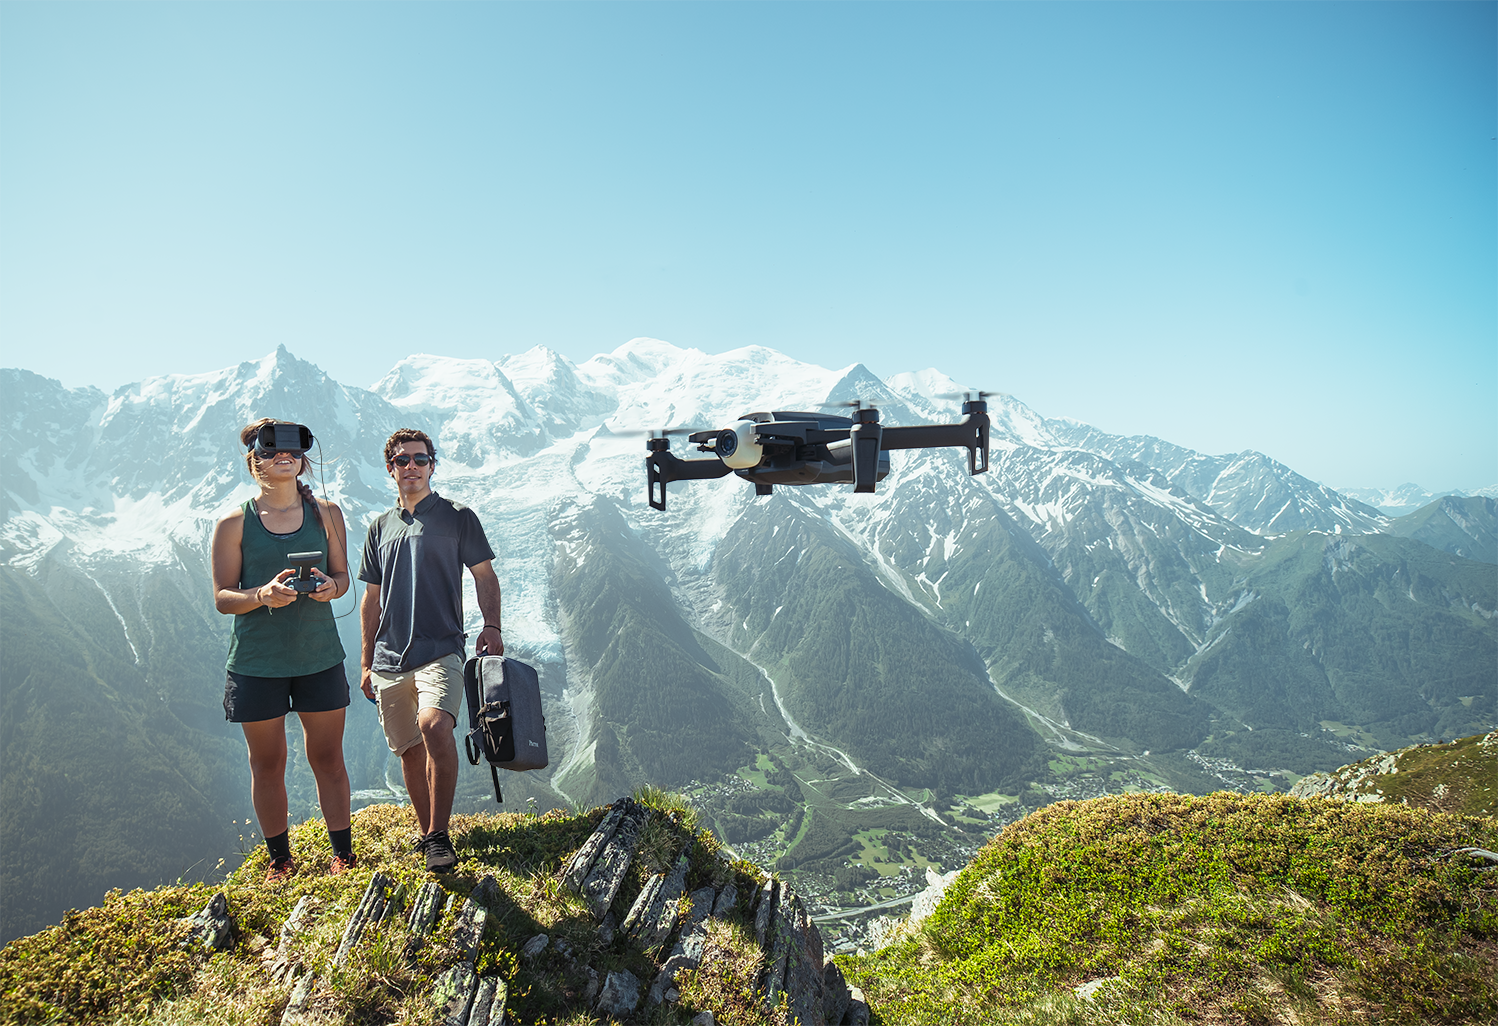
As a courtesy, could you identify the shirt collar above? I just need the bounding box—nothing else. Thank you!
[397,491,440,522]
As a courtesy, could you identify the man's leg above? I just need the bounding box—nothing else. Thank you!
[241,718,289,839]
[407,654,464,872]
[399,741,433,837]
[298,708,351,833]
[418,707,459,835]
[372,669,430,837]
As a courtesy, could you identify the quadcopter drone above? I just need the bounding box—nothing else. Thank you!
[643,395,991,510]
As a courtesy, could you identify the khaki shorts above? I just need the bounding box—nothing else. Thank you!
[371,653,465,756]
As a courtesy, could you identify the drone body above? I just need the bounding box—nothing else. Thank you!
[644,397,990,510]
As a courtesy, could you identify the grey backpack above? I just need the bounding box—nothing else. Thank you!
[462,655,549,802]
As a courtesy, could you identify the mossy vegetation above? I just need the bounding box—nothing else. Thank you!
[0,798,772,1026]
[839,792,1498,1025]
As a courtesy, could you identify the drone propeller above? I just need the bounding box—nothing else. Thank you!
[610,426,708,452]
[933,390,994,401]
[610,426,705,437]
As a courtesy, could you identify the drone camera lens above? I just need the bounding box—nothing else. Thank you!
[717,429,738,458]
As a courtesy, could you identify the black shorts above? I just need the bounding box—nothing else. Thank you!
[224,662,350,723]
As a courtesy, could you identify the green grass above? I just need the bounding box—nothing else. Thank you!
[959,792,1023,816]
[852,829,890,868]
[840,792,1498,1025]
[735,754,775,789]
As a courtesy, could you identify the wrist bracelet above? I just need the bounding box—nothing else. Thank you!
[484,624,501,632]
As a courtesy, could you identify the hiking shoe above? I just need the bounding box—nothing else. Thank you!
[423,830,458,873]
[329,852,357,875]
[266,856,297,883]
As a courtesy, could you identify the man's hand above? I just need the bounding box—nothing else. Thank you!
[469,561,504,657]
[360,584,382,703]
[258,570,298,609]
[476,625,504,657]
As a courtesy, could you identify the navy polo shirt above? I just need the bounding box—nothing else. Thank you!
[357,492,496,674]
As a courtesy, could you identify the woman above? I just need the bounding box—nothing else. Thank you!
[211,418,355,880]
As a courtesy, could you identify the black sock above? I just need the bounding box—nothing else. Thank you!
[328,827,353,858]
[265,831,292,863]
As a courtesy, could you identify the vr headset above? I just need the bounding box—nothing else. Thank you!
[249,423,314,460]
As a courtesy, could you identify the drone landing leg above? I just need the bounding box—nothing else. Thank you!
[648,459,668,511]
[969,438,989,475]
[756,484,772,497]
[644,448,735,511]
[850,417,883,493]
[968,417,989,475]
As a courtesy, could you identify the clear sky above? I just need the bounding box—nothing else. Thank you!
[2,2,1493,493]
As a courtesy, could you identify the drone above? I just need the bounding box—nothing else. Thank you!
[642,394,991,510]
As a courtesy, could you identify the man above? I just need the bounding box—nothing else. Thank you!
[358,428,503,873]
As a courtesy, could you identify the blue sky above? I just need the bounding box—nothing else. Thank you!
[2,2,1493,493]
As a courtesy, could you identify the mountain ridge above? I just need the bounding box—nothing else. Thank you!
[2,341,1493,944]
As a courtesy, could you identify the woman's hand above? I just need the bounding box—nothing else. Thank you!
[307,568,338,603]
[257,570,299,609]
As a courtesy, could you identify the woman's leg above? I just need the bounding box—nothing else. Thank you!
[240,717,289,839]
[298,708,351,832]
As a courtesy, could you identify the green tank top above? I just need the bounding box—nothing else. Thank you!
[225,499,346,677]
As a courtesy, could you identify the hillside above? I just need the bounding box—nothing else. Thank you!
[1182,532,1496,752]
[1291,730,1498,816]
[839,792,1498,1025]
[1381,495,1498,565]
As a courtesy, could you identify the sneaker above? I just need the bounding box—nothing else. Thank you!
[423,830,458,873]
[266,856,297,883]
[329,852,357,875]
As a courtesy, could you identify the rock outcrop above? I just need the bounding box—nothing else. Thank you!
[177,892,236,953]
[258,796,867,1024]
[555,797,864,1023]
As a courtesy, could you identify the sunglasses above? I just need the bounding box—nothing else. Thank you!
[389,453,434,468]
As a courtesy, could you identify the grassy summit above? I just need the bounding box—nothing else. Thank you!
[0,795,784,1026]
[839,792,1497,1024]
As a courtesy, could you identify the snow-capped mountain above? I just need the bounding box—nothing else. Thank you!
[1041,420,1392,536]
[2,340,1493,942]
[1339,482,1498,517]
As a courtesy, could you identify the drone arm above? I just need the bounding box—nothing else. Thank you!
[646,450,734,510]
[879,411,990,475]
